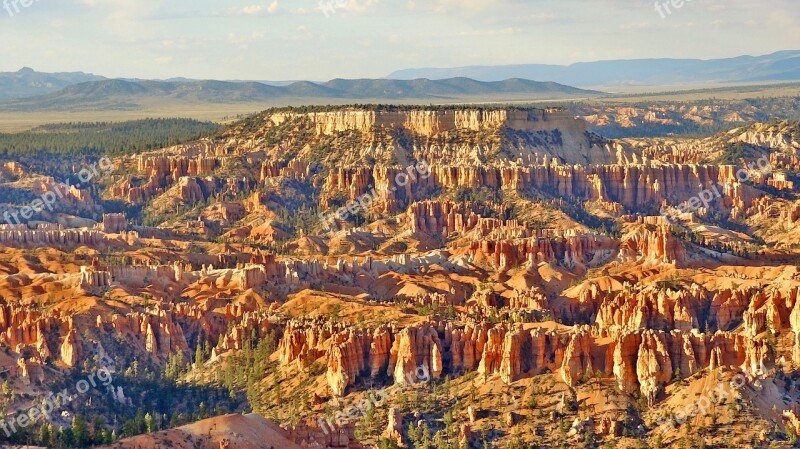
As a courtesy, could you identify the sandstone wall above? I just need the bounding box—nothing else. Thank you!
[269,108,587,137]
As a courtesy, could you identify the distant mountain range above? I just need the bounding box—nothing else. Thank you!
[387,50,800,87]
[0,67,106,101]
[0,78,600,112]
[2,50,799,112]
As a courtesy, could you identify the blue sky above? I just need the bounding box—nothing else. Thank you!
[1,0,797,80]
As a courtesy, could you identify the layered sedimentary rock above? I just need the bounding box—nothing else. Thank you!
[466,230,612,270]
[508,287,550,310]
[384,409,404,447]
[102,213,128,233]
[278,320,338,368]
[635,331,673,405]
[618,222,684,265]
[3,106,796,446]
[327,329,370,396]
[315,161,765,219]
[80,265,112,288]
[407,201,482,235]
[137,155,221,183]
[0,229,112,248]
[270,108,585,137]
[300,315,779,402]
[592,284,706,332]
[112,153,221,203]
[107,311,191,357]
[60,327,81,367]
[388,323,443,385]
[560,328,594,386]
[287,419,363,449]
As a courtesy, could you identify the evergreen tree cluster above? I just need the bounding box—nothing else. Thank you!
[0,118,220,158]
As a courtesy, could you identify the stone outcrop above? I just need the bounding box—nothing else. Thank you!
[315,161,765,220]
[618,222,684,265]
[297,312,778,405]
[560,328,594,386]
[279,320,336,368]
[270,108,586,138]
[592,284,706,332]
[60,327,81,367]
[327,329,370,396]
[105,310,190,358]
[101,213,128,233]
[388,323,443,386]
[466,229,612,271]
[383,409,404,447]
[0,228,112,248]
[287,419,364,449]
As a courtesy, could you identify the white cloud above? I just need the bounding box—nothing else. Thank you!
[230,1,280,16]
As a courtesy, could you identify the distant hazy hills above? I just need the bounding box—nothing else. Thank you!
[3,50,799,112]
[0,67,106,101]
[0,77,600,112]
[388,50,800,86]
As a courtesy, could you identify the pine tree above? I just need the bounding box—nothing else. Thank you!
[135,409,146,434]
[198,402,209,419]
[37,423,51,447]
[91,415,106,444]
[72,415,88,447]
[195,342,205,368]
[144,412,156,433]
[407,422,420,447]
[420,422,432,448]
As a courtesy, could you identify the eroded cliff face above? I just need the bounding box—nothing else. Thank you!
[311,161,765,222]
[42,290,765,406]
[270,109,584,136]
[95,107,787,242]
[2,106,799,447]
[265,107,638,166]
[267,313,778,404]
[270,289,792,403]
[204,274,800,421]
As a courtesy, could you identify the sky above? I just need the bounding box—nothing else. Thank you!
[0,0,798,81]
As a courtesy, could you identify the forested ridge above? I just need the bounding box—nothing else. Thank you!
[0,119,221,157]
